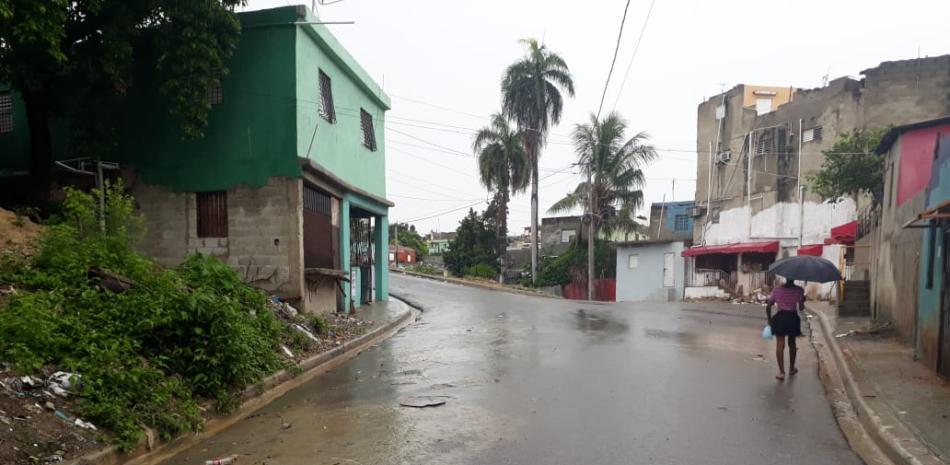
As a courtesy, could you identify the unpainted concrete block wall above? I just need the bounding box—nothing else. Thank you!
[134,176,305,302]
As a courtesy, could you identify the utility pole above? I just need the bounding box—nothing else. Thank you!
[394,222,399,267]
[587,165,595,301]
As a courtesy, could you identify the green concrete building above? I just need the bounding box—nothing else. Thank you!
[0,5,392,313]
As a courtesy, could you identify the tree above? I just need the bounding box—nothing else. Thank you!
[809,128,888,203]
[549,112,656,237]
[0,0,245,206]
[388,222,428,256]
[473,113,529,280]
[443,208,498,278]
[501,38,575,284]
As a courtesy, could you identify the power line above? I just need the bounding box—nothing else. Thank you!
[611,0,656,111]
[596,0,633,120]
[402,200,487,223]
[390,193,485,202]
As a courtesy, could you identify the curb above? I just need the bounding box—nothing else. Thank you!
[805,303,946,465]
[63,299,416,465]
[391,268,562,300]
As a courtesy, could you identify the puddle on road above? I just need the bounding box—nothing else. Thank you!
[572,309,629,343]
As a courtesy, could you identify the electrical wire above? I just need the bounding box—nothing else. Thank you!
[611,0,656,112]
[596,0,633,120]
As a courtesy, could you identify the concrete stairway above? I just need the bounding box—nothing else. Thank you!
[839,280,870,316]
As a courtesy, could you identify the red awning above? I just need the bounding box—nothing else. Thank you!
[826,220,858,245]
[797,244,823,256]
[681,241,780,257]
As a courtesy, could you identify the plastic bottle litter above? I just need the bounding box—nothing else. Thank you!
[205,455,238,465]
[762,325,774,340]
[292,324,320,344]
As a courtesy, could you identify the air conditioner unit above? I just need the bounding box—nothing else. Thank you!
[717,151,732,164]
[687,206,706,218]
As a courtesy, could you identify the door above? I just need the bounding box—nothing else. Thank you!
[303,186,336,269]
[663,252,675,288]
[938,228,950,378]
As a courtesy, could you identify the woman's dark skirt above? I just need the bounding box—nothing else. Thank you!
[771,310,802,337]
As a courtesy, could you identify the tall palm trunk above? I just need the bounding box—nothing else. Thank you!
[528,136,540,284]
[496,189,509,283]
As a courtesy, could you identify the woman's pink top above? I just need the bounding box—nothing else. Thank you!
[769,285,805,311]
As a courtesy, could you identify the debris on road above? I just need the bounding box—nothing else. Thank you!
[399,396,448,408]
[205,454,239,465]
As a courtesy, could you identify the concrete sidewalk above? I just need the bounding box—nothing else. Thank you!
[806,301,950,465]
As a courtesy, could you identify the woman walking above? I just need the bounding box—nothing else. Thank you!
[766,279,806,380]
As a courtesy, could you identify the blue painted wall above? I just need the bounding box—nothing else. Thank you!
[650,201,695,240]
[615,241,686,302]
[916,134,950,366]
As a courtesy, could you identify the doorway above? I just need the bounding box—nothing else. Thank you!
[938,227,950,378]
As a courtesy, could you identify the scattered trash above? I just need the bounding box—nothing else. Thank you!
[73,418,97,430]
[292,324,320,344]
[835,330,855,338]
[205,455,239,465]
[280,345,295,359]
[282,302,299,318]
[44,401,56,411]
[54,411,70,422]
[20,376,43,389]
[281,422,292,430]
[43,454,63,463]
[399,396,448,408]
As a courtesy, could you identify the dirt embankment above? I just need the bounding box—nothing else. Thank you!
[0,208,43,258]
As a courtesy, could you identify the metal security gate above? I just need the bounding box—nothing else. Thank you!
[350,217,373,305]
[938,228,950,378]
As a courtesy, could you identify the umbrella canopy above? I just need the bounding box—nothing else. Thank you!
[768,255,842,283]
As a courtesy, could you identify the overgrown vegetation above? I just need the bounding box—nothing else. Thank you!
[0,184,285,449]
[389,223,429,256]
[405,263,441,276]
[464,263,497,279]
[809,128,888,202]
[529,239,616,288]
[443,207,499,278]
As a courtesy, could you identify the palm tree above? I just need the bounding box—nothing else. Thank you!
[502,38,575,284]
[549,111,656,245]
[473,113,530,280]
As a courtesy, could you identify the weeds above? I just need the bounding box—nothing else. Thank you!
[0,184,285,449]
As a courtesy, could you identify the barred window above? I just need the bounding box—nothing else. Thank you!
[196,191,228,238]
[304,186,331,216]
[360,108,376,151]
[674,215,689,231]
[318,70,336,123]
[0,93,13,133]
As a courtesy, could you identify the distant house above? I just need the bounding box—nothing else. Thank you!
[426,231,456,255]
[871,116,950,377]
[647,201,695,241]
[539,216,582,255]
[389,245,417,266]
[615,240,687,302]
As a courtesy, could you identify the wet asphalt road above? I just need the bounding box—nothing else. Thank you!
[163,274,862,465]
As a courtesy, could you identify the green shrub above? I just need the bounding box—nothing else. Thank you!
[464,262,496,279]
[308,313,329,336]
[406,263,440,276]
[0,184,284,449]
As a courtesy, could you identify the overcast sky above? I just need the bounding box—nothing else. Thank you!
[247,0,949,236]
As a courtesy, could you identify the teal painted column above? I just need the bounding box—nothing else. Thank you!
[339,196,351,314]
[374,214,389,301]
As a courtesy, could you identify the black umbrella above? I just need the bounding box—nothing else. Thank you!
[768,255,842,283]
